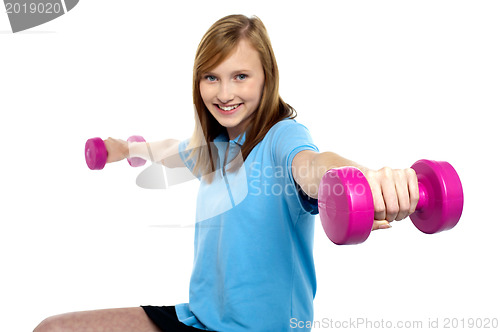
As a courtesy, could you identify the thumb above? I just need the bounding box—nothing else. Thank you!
[372,219,392,231]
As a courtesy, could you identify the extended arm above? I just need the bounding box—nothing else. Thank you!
[128,139,185,168]
[104,138,185,168]
[292,150,419,229]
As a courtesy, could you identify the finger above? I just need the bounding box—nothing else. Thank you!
[406,168,419,215]
[380,168,398,222]
[372,219,392,231]
[104,138,112,163]
[394,170,410,221]
[365,170,386,221]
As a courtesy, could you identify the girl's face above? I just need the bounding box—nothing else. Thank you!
[200,39,265,140]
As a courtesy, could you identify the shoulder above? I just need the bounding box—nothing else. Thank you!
[266,118,313,141]
[261,118,318,163]
[269,118,306,131]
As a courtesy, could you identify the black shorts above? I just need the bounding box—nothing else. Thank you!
[141,305,212,331]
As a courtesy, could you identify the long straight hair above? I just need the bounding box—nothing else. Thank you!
[187,15,296,182]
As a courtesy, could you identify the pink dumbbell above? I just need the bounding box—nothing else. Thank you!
[85,135,147,170]
[318,159,464,245]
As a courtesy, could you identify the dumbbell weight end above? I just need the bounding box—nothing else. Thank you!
[410,159,464,234]
[85,137,107,170]
[318,167,374,245]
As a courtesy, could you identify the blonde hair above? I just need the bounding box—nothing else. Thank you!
[187,14,296,182]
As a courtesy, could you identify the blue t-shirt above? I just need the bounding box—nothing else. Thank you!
[175,118,319,331]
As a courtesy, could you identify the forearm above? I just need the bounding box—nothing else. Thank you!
[128,139,184,168]
[313,151,370,176]
[293,150,419,227]
[294,151,370,199]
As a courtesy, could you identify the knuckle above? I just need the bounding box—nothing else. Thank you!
[395,169,405,179]
[381,166,392,175]
[365,170,376,181]
[378,167,395,182]
[405,167,417,177]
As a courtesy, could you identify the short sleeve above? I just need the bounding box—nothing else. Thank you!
[271,119,320,215]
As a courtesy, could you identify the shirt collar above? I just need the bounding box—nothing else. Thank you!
[214,131,246,146]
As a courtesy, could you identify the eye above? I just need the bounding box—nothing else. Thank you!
[204,75,217,82]
[236,74,247,80]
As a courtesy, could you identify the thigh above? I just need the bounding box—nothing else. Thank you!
[34,307,162,332]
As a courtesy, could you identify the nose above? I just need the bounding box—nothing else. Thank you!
[217,81,234,104]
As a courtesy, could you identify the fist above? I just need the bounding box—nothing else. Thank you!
[103,137,129,164]
[364,167,419,230]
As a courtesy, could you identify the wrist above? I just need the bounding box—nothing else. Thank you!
[128,141,149,160]
[124,142,130,159]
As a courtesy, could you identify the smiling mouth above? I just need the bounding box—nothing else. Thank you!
[216,103,242,111]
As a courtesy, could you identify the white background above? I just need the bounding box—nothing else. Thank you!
[1,1,499,331]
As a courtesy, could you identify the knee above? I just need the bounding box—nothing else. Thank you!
[33,315,64,332]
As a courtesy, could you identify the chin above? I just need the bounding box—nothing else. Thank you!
[218,119,241,129]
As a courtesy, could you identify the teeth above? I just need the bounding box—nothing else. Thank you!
[219,104,239,111]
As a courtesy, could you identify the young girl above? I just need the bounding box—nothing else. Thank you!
[35,14,418,332]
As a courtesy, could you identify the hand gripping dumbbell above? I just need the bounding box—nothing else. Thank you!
[318,159,464,245]
[85,136,147,170]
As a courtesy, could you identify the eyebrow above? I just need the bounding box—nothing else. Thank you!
[203,69,252,76]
